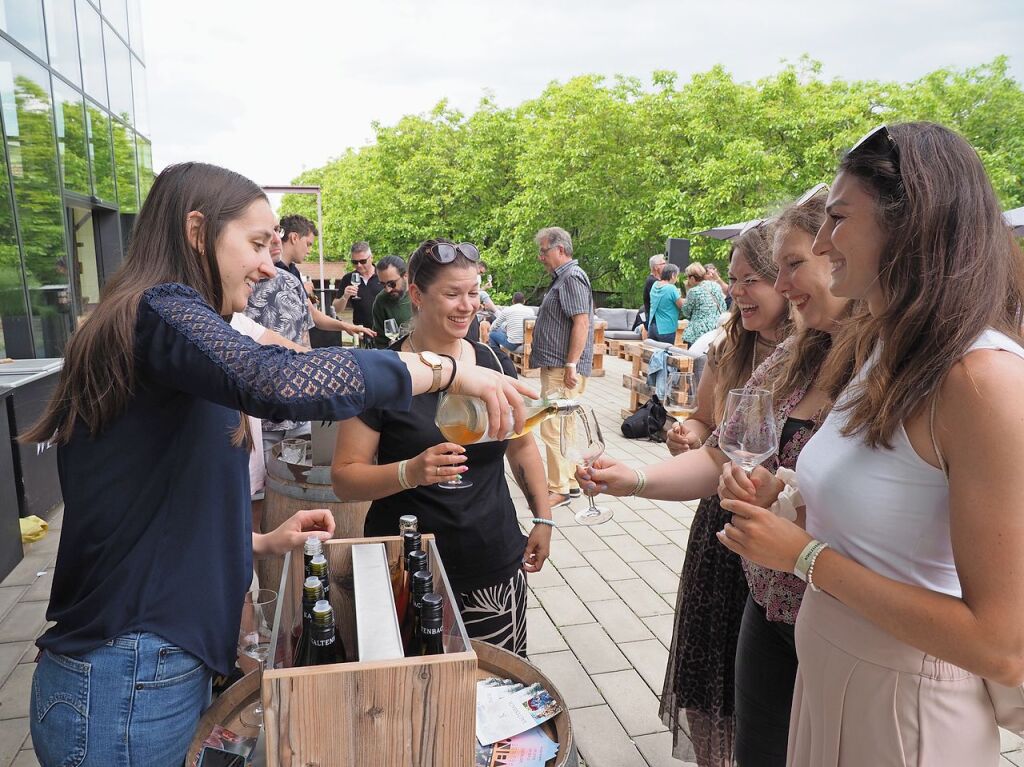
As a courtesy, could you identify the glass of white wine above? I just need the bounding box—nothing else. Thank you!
[383,318,399,344]
[718,388,778,474]
[561,407,613,525]
[237,588,278,728]
[350,271,362,299]
[665,372,697,423]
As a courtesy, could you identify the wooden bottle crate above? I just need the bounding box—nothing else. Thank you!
[261,536,476,766]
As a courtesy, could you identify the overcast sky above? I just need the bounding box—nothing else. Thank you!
[143,0,1023,187]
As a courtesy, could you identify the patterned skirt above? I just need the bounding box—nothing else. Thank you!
[660,495,750,766]
[456,569,528,657]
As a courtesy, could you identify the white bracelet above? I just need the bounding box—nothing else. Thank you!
[806,542,829,592]
[630,469,647,497]
[531,518,556,527]
[397,460,416,490]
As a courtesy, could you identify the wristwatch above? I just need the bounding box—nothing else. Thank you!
[418,351,444,393]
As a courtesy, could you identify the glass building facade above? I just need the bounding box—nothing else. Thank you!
[0,0,152,359]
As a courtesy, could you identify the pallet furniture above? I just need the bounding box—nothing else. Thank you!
[508,318,607,379]
[621,345,696,419]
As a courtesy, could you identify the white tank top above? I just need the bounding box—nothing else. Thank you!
[798,328,1024,597]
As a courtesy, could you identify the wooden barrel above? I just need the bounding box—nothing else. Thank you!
[258,441,370,594]
[472,640,579,767]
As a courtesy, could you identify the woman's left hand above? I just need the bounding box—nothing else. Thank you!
[258,508,335,557]
[523,524,552,573]
[717,497,811,573]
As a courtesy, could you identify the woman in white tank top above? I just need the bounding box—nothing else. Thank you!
[716,122,1024,766]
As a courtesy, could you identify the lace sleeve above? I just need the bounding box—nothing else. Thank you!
[137,284,410,421]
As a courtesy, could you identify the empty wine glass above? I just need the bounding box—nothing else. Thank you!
[237,588,278,728]
[561,407,613,525]
[433,391,477,489]
[718,388,778,474]
[383,318,399,344]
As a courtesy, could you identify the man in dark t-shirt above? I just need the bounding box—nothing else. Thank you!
[333,241,383,328]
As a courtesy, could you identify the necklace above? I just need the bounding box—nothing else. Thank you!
[408,331,465,360]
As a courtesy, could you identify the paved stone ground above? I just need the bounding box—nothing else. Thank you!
[0,354,1021,766]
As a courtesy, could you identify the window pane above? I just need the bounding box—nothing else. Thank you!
[135,133,150,201]
[0,39,74,358]
[0,112,31,358]
[43,0,81,86]
[52,77,89,194]
[76,0,106,107]
[0,0,47,60]
[102,21,130,124]
[85,98,114,201]
[126,0,142,60]
[102,0,126,40]
[130,52,146,136]
[111,119,136,212]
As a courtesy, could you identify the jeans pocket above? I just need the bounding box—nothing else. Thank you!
[138,644,206,690]
[31,652,89,767]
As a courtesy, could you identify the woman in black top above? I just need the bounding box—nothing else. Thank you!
[23,165,534,767]
[333,239,552,655]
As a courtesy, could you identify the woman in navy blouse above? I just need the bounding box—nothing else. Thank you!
[22,162,533,767]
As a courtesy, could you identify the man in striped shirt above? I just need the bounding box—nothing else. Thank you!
[530,227,595,508]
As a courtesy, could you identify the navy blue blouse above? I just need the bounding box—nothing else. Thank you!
[37,284,411,674]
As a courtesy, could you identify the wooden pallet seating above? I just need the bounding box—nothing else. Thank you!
[620,345,695,419]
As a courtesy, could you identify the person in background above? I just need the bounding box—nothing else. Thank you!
[333,241,383,331]
[719,122,1024,767]
[488,292,534,355]
[643,253,667,335]
[705,263,732,308]
[660,222,791,766]
[681,263,727,345]
[530,226,594,508]
[371,255,414,347]
[333,238,551,656]
[648,263,684,344]
[477,260,499,316]
[24,162,535,767]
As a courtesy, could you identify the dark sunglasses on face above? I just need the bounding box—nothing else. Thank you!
[351,258,369,265]
[848,125,901,175]
[384,279,403,289]
[426,242,480,264]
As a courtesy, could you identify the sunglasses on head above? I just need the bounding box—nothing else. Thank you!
[848,125,901,174]
[426,242,480,264]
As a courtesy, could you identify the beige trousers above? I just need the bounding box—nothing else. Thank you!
[539,367,587,494]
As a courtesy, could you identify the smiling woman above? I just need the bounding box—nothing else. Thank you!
[20,166,535,767]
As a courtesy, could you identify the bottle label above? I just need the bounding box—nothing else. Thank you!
[311,637,335,648]
[421,626,442,636]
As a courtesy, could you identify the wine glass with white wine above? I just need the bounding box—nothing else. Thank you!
[665,372,697,423]
[383,318,400,345]
[561,407,613,525]
[237,588,278,728]
[717,388,778,474]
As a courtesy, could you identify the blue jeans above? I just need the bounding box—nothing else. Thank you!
[31,632,212,767]
[487,327,521,354]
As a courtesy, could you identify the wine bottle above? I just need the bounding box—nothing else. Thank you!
[307,599,346,665]
[395,532,422,627]
[292,576,324,666]
[435,395,580,445]
[303,536,323,578]
[407,569,434,656]
[309,553,331,602]
[419,593,445,656]
[401,550,430,649]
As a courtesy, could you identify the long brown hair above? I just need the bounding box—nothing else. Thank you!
[820,122,1024,447]
[769,194,856,400]
[24,162,267,445]
[712,223,792,423]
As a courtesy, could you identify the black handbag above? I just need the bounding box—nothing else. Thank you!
[621,395,668,441]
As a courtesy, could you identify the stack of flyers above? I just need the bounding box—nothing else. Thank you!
[474,727,560,767]
[476,677,565,750]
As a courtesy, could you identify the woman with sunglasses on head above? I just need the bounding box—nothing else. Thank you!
[718,123,1024,766]
[582,189,852,767]
[680,262,727,345]
[332,239,551,656]
[23,166,534,767]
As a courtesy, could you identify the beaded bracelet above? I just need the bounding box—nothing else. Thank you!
[531,518,556,527]
[806,542,829,593]
[397,459,416,490]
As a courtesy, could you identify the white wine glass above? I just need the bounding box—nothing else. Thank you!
[237,588,278,728]
[665,372,697,422]
[561,407,613,525]
[718,388,778,474]
[398,321,412,339]
[350,271,362,299]
[433,392,478,489]
[383,318,399,344]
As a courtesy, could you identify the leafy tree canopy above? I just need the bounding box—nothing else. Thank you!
[281,56,1024,307]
